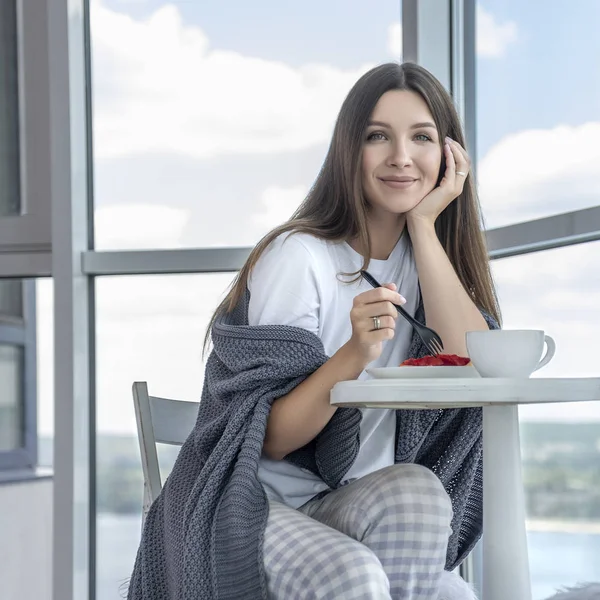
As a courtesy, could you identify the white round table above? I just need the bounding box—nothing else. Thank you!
[330,377,600,600]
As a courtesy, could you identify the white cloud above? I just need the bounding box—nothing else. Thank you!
[387,22,402,59]
[91,1,517,163]
[90,0,371,160]
[477,5,518,58]
[95,204,190,249]
[479,122,600,227]
[252,185,308,233]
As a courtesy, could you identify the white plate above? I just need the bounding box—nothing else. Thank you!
[366,365,479,379]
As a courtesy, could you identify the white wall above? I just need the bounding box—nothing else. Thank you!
[0,478,52,600]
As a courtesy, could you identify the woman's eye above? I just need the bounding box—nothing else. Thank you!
[414,133,432,142]
[367,131,386,141]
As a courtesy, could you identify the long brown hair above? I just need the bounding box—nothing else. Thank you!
[204,62,501,352]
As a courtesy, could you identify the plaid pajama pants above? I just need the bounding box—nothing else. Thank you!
[262,464,454,600]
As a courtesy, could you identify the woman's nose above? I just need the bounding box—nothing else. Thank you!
[387,140,412,167]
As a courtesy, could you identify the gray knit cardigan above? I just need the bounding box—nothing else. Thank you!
[127,289,499,600]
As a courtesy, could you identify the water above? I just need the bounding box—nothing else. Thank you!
[528,530,600,598]
[98,514,600,599]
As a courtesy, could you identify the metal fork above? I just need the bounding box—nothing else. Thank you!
[360,270,444,356]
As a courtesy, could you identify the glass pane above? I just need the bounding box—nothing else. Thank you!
[90,1,403,250]
[491,241,600,599]
[0,344,23,450]
[95,272,235,599]
[0,0,21,217]
[0,279,23,318]
[476,1,600,228]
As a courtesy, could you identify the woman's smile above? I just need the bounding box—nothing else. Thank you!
[378,175,419,190]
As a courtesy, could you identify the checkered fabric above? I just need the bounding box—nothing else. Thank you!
[263,464,453,600]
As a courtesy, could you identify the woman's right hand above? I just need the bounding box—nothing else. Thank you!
[345,283,406,367]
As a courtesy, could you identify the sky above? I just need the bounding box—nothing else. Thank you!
[35,0,600,435]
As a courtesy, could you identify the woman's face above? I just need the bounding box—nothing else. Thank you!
[361,90,442,218]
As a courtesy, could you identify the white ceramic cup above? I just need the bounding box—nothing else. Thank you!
[465,329,556,378]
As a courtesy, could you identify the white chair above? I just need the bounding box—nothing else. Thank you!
[131,381,199,527]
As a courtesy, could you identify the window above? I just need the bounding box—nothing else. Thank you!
[95,272,235,598]
[0,0,52,249]
[491,242,600,598]
[0,0,48,473]
[476,0,600,228]
[90,0,403,251]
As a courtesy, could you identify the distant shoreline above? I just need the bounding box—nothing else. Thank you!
[527,519,600,534]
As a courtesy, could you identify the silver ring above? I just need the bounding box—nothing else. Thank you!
[372,316,381,330]
[456,171,468,177]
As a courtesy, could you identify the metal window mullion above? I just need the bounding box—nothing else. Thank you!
[402,0,452,91]
[22,279,38,471]
[50,0,95,599]
[81,247,252,276]
[487,206,600,259]
[76,206,600,278]
[450,0,466,123]
[461,0,478,169]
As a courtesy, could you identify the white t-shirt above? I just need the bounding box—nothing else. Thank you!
[247,231,420,508]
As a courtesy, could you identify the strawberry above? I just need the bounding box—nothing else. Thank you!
[401,354,471,367]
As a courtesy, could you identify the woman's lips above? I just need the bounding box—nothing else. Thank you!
[379,178,417,189]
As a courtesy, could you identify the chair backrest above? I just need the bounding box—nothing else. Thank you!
[132,381,199,524]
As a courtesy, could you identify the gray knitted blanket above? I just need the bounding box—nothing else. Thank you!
[127,289,499,599]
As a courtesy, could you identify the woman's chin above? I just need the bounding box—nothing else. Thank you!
[366,195,424,218]
[388,200,423,216]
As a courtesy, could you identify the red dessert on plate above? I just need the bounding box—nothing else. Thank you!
[401,354,471,367]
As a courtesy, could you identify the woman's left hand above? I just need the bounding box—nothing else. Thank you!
[406,137,471,227]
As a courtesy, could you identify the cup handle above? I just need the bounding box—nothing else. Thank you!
[533,335,556,371]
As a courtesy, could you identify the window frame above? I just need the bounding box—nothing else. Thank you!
[0,0,53,252]
[0,280,37,471]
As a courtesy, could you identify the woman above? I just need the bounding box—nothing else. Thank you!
[128,62,501,600]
